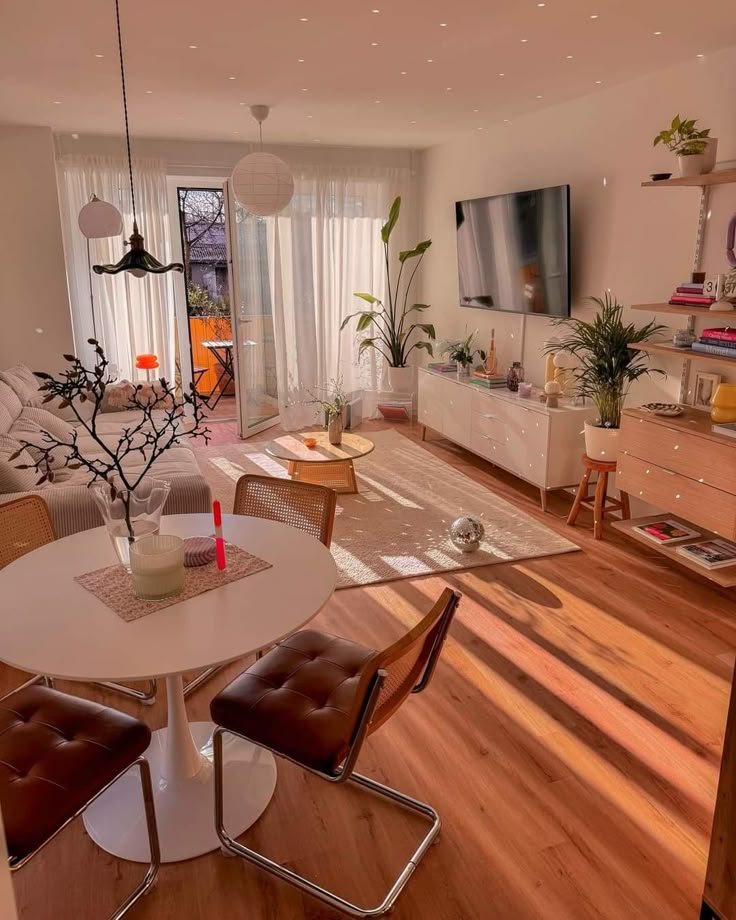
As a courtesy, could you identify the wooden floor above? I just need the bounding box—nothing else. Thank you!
[7,422,736,920]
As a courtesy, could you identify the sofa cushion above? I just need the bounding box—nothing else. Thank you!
[0,382,23,436]
[0,436,42,493]
[29,392,96,425]
[0,365,40,405]
[16,407,75,443]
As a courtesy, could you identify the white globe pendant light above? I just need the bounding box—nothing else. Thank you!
[231,105,294,217]
[78,193,123,239]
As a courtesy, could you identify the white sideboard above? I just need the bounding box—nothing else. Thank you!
[418,368,597,509]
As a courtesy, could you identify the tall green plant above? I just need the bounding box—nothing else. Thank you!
[545,293,666,429]
[340,197,435,367]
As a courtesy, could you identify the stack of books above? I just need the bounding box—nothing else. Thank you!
[691,327,736,359]
[471,370,507,387]
[668,281,715,309]
[428,362,458,374]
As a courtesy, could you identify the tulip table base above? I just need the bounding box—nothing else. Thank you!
[83,676,277,863]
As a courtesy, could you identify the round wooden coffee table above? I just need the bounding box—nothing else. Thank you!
[265,431,375,493]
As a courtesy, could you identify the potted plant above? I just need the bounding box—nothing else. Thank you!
[304,377,347,445]
[341,197,435,394]
[442,330,487,377]
[654,115,716,178]
[545,293,666,459]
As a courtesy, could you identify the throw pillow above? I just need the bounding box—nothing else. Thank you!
[0,435,42,493]
[0,381,22,435]
[28,391,96,424]
[16,406,75,442]
[101,381,136,412]
[0,365,40,405]
[9,415,73,471]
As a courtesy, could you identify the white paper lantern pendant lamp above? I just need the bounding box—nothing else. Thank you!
[78,194,123,239]
[232,105,294,217]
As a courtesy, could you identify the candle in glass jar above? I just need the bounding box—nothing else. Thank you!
[129,534,185,600]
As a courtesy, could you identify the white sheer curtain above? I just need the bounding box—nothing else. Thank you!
[263,164,414,429]
[57,155,177,381]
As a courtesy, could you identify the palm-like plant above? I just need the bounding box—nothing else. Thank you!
[340,197,435,367]
[545,293,666,428]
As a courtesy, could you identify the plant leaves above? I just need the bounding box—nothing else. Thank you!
[354,292,381,305]
[405,303,430,313]
[398,239,433,263]
[380,197,401,243]
[414,341,434,356]
[359,337,380,355]
[356,312,379,331]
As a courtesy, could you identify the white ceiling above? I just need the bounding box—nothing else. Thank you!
[1,0,735,148]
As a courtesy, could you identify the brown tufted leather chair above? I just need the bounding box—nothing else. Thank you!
[0,684,159,918]
[210,586,461,918]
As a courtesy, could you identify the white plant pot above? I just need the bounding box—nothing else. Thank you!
[703,137,719,174]
[584,421,621,462]
[678,153,707,177]
[387,365,416,394]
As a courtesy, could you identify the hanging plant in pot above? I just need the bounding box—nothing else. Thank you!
[341,196,435,394]
[545,293,666,460]
[653,114,715,178]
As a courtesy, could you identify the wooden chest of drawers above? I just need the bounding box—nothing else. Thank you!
[617,409,736,539]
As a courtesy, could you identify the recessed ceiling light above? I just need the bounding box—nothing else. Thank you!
[94,53,104,58]
[301,87,308,92]
[589,13,598,18]
[374,99,381,103]
[145,89,153,94]
[477,127,484,131]
[188,44,198,49]
[233,130,239,134]
[536,94,543,98]
[426,58,434,63]
[239,101,247,105]
[566,54,573,59]
[440,22,448,26]
[410,119,417,124]
[594,79,602,84]
[503,118,510,123]
[371,41,379,46]
[371,8,380,12]
[299,17,309,21]
[537,2,545,6]
[696,53,705,58]
[653,30,662,35]
[53,100,62,104]
[307,114,313,118]
[298,58,305,62]
[472,108,479,113]
[400,70,408,75]
[521,38,528,42]
[498,72,505,76]
[446,86,452,91]
[71,133,79,139]
[228,76,236,80]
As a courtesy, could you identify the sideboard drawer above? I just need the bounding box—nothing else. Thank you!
[470,431,518,473]
[418,372,444,433]
[472,409,506,443]
[442,383,472,447]
[620,414,736,493]
[617,453,736,539]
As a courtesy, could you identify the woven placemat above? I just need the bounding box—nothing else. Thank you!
[75,543,272,622]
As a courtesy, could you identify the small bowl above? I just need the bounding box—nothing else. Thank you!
[303,437,318,449]
[650,172,672,181]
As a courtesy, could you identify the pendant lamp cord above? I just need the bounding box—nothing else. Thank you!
[86,238,98,340]
[114,0,137,227]
[259,122,263,150]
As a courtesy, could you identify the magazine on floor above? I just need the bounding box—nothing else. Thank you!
[676,539,736,569]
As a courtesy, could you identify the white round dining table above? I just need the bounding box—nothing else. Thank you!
[0,513,337,864]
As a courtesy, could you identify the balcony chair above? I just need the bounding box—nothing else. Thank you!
[210,586,461,918]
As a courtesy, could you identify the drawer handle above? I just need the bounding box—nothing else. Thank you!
[483,414,498,419]
[479,434,501,444]
[659,468,677,476]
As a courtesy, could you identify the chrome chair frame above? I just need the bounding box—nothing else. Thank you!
[95,666,221,706]
[9,756,160,919]
[213,589,459,920]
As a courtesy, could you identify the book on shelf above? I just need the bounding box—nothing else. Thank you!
[676,539,736,570]
[691,342,736,358]
[668,295,716,306]
[633,519,701,545]
[712,422,736,439]
[676,284,705,294]
[700,336,736,349]
[701,327,736,342]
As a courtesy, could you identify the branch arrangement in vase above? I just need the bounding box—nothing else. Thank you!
[12,340,211,542]
[341,196,435,367]
[544,293,666,430]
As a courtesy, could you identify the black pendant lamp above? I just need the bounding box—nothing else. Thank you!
[94,0,183,277]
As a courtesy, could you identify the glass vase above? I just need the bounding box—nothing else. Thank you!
[92,477,171,569]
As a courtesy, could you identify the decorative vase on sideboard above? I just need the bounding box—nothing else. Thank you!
[456,364,470,379]
[584,422,621,461]
[387,365,416,394]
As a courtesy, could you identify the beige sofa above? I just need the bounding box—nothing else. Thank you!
[0,364,212,537]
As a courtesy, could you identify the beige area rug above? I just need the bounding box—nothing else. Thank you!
[193,430,579,589]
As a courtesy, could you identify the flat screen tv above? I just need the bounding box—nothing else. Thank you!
[456,184,570,317]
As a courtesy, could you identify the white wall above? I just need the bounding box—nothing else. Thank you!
[419,47,736,403]
[0,125,73,371]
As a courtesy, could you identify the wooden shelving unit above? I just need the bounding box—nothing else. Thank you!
[632,302,736,317]
[642,167,736,188]
[628,341,736,366]
[612,516,736,588]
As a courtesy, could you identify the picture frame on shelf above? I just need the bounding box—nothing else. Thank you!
[691,371,722,410]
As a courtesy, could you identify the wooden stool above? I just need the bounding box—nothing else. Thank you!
[567,454,631,540]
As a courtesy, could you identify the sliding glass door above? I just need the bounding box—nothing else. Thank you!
[224,180,280,438]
